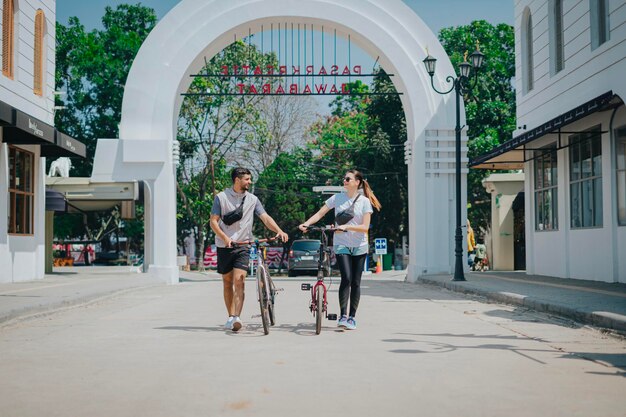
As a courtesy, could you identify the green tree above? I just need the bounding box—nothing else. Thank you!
[254,150,325,239]
[359,70,408,242]
[55,4,157,176]
[53,5,156,250]
[176,40,283,267]
[306,76,409,243]
[438,20,516,235]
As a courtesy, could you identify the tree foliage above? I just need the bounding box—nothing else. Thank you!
[53,5,157,248]
[439,20,516,235]
[176,40,300,266]
[55,4,157,176]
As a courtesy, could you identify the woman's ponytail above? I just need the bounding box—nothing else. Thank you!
[349,169,382,211]
[362,179,382,211]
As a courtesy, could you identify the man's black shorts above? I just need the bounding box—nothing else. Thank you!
[217,246,250,274]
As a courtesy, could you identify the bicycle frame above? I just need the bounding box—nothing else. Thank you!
[232,236,280,334]
[300,226,337,332]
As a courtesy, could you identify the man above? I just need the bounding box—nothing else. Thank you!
[210,167,288,332]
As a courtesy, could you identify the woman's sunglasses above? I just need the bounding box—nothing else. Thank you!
[343,177,355,182]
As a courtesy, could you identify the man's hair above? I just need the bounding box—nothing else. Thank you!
[231,167,252,182]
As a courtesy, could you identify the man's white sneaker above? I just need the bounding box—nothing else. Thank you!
[232,316,243,332]
[224,316,235,330]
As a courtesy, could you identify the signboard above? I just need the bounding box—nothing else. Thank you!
[249,245,258,260]
[374,238,387,255]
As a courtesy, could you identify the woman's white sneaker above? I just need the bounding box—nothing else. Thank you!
[345,317,357,330]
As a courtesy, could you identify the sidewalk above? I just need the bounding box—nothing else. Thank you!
[417,271,626,334]
[0,266,161,326]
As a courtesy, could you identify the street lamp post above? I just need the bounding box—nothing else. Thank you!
[423,46,484,281]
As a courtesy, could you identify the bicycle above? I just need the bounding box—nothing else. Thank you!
[232,236,281,335]
[300,226,337,334]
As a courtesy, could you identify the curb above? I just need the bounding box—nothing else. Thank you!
[417,277,626,334]
[0,285,159,329]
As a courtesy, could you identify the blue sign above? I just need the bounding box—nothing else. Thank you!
[374,238,387,255]
[249,245,258,260]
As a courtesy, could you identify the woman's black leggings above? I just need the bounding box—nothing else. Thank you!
[336,253,367,317]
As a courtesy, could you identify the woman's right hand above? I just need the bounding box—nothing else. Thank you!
[298,224,309,233]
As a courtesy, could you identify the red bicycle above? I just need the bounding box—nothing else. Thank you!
[300,226,337,334]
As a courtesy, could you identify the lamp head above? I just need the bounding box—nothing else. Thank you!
[459,61,471,78]
[422,54,437,77]
[469,49,485,69]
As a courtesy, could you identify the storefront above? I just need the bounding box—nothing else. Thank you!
[0,99,85,282]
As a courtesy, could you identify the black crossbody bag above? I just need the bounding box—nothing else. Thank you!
[335,194,360,226]
[222,196,246,226]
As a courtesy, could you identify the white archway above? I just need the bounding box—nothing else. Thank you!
[91,0,467,284]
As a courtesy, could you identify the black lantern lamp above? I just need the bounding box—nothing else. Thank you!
[421,43,485,282]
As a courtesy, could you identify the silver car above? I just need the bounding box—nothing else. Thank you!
[287,239,321,277]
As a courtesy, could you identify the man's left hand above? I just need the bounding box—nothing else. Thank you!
[277,231,289,242]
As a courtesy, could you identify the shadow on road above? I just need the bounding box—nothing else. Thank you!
[155,322,344,337]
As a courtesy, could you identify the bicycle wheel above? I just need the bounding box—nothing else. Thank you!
[268,276,276,326]
[258,267,271,335]
[315,285,323,335]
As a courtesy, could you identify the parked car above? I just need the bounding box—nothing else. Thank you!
[288,239,321,277]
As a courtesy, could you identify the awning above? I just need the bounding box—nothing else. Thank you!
[3,109,55,145]
[0,99,86,158]
[41,131,87,158]
[470,91,621,169]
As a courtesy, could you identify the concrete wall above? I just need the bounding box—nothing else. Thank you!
[524,107,626,282]
[0,0,56,123]
[0,0,55,282]
[515,0,626,130]
[515,0,626,283]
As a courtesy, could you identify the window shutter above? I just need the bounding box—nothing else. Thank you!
[34,9,45,95]
[2,0,14,78]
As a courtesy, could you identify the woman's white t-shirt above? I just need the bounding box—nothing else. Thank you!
[325,192,373,248]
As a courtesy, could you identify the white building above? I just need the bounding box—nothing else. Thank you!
[1,0,84,282]
[472,0,626,283]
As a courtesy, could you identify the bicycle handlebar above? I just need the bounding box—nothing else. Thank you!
[231,236,281,247]
[301,225,337,233]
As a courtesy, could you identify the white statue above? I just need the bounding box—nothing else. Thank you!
[48,157,72,177]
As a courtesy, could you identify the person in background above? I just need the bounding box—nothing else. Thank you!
[467,219,476,267]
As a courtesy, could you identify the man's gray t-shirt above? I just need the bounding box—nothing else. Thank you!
[211,188,266,248]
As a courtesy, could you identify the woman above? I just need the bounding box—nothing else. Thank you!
[299,170,381,330]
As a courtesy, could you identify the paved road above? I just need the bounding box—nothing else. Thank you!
[1,271,624,417]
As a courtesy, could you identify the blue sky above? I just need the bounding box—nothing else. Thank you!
[57,0,513,33]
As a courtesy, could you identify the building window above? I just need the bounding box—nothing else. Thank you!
[2,0,15,78]
[33,9,45,96]
[549,0,564,74]
[8,146,35,235]
[617,126,626,226]
[522,8,534,93]
[590,0,610,50]
[570,126,603,228]
[534,145,558,231]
